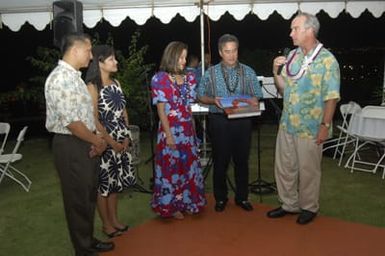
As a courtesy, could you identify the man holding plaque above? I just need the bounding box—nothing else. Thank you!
[197,34,263,212]
[267,13,340,224]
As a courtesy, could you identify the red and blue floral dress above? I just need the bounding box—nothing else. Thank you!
[151,71,206,217]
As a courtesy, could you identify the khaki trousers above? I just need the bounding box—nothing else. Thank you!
[274,128,323,213]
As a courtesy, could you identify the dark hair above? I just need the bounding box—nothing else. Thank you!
[85,45,115,92]
[159,41,188,74]
[218,34,239,51]
[187,54,199,67]
[60,32,91,55]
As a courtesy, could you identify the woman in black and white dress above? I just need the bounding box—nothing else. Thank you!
[86,45,135,238]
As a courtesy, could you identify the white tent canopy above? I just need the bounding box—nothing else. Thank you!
[0,0,384,31]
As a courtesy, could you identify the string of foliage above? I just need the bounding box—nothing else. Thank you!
[1,30,155,131]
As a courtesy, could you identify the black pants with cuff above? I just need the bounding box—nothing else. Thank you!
[208,114,252,203]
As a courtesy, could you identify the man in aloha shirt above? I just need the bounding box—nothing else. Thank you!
[267,12,340,225]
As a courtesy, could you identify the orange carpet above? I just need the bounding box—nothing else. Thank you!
[102,197,385,256]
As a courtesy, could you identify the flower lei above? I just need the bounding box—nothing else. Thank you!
[286,43,323,80]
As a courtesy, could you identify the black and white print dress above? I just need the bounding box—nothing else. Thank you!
[98,83,136,196]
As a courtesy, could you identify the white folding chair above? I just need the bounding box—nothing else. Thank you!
[0,126,32,192]
[344,106,385,177]
[322,101,361,166]
[0,122,11,155]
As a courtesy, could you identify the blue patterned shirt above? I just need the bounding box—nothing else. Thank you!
[45,60,96,134]
[197,62,263,113]
[280,46,340,139]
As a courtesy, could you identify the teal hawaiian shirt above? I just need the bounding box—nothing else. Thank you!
[197,62,263,113]
[280,46,340,139]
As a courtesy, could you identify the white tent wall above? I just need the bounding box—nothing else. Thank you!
[1,0,384,101]
[1,1,384,31]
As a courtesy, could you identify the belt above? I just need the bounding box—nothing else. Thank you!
[53,133,72,136]
[209,112,225,116]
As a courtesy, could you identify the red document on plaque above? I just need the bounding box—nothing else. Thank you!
[219,95,264,119]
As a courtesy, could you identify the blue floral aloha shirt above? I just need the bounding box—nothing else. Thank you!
[281,46,341,139]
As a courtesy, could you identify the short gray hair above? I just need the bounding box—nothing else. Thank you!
[218,34,239,51]
[296,12,320,37]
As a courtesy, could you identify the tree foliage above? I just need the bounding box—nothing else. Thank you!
[114,31,155,131]
[0,31,155,130]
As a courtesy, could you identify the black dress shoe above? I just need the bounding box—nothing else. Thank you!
[214,200,227,212]
[235,201,254,211]
[91,239,115,252]
[297,210,317,225]
[267,207,296,218]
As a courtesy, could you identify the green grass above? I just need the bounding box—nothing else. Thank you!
[0,124,384,255]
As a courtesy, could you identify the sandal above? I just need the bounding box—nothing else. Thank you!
[115,225,129,232]
[173,211,184,220]
[103,229,122,238]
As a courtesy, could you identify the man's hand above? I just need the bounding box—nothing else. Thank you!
[273,56,287,75]
[214,97,223,109]
[92,135,107,156]
[316,125,329,145]
[244,97,259,108]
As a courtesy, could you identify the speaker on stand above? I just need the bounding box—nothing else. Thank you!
[53,0,83,49]
[248,77,279,202]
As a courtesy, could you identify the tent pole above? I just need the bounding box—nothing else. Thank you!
[199,0,209,162]
[200,0,205,74]
[382,54,385,105]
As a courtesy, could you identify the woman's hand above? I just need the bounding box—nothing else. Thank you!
[112,141,125,153]
[166,135,176,150]
[122,138,130,151]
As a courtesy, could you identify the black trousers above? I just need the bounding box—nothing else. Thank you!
[52,134,99,256]
[208,114,252,203]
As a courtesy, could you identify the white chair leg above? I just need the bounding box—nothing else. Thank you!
[338,135,351,166]
[373,153,385,176]
[333,132,344,159]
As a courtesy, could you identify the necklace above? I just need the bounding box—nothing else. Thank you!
[221,62,240,94]
[170,74,188,103]
[170,74,185,86]
[286,43,323,80]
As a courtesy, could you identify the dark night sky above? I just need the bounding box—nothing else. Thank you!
[0,10,384,92]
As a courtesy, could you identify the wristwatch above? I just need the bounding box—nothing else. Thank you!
[321,122,330,128]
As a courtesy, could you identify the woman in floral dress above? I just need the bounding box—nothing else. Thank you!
[86,45,135,237]
[151,41,206,219]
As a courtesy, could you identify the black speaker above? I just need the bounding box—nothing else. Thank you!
[53,0,83,48]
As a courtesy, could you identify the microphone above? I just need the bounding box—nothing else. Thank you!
[277,47,291,75]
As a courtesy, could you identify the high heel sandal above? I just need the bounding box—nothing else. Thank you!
[115,225,129,232]
[172,211,184,220]
[103,229,122,238]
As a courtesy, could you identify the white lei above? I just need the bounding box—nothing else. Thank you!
[286,43,323,80]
